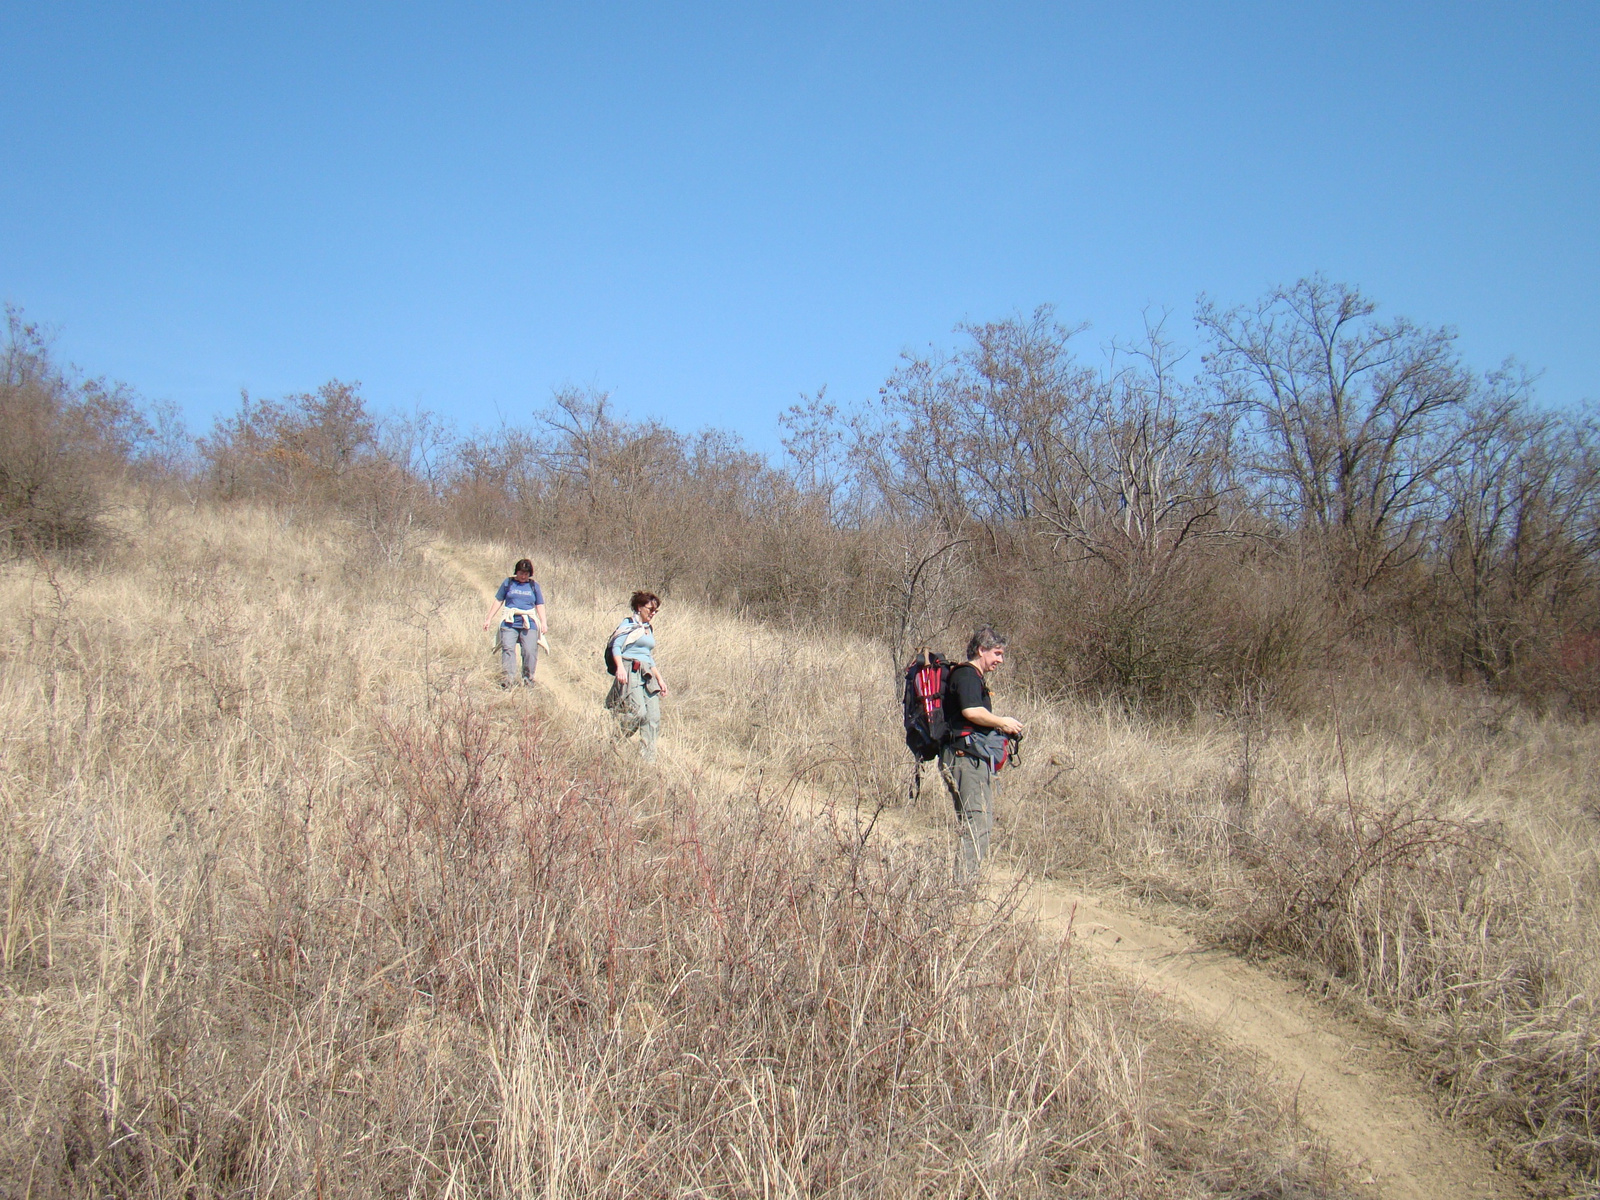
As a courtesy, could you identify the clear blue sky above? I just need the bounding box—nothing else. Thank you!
[3,2,1595,452]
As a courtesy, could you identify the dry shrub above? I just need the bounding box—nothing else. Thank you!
[0,310,150,554]
[340,693,1117,1196]
[442,387,893,636]
[1225,792,1523,1005]
[0,371,107,551]
[678,547,1600,1188]
[1224,779,1600,1179]
[1432,1005,1600,1182]
[1003,546,1331,717]
[199,381,442,569]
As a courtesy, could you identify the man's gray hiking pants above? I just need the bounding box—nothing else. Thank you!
[939,745,995,883]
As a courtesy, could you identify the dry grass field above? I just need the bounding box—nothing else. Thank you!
[0,504,1342,1198]
[3,500,1596,1196]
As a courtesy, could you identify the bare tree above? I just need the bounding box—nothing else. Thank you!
[1435,393,1600,682]
[134,398,199,517]
[1199,277,1477,592]
[780,386,857,522]
[441,425,543,539]
[380,405,455,501]
[536,386,683,554]
[864,345,981,531]
[1032,316,1242,581]
[877,524,970,671]
[200,380,378,510]
[536,385,623,516]
[862,307,1105,563]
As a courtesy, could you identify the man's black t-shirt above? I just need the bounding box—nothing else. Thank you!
[943,662,990,737]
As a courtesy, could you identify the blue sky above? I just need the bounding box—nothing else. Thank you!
[2,2,1595,453]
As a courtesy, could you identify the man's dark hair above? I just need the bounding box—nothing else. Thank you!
[966,624,1008,659]
[513,558,534,575]
[631,590,662,614]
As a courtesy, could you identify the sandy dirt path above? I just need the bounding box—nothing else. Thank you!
[1013,879,1517,1199]
[442,547,1520,1200]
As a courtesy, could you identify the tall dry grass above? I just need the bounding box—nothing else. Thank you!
[0,505,1341,1197]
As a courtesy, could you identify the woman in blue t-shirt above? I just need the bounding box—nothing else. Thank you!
[482,558,547,687]
[607,590,668,760]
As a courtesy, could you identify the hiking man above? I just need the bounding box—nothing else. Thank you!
[483,558,547,687]
[941,625,1023,882]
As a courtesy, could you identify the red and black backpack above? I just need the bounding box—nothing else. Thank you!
[902,650,953,761]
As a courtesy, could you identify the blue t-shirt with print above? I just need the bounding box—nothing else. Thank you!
[495,577,544,615]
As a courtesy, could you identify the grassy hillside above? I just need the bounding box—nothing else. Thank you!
[1,505,1342,1198]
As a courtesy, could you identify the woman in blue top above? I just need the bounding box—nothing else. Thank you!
[607,590,668,760]
[483,558,547,687]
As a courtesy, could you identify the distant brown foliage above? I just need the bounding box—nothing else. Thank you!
[199,379,448,563]
[0,307,151,552]
[32,271,1600,713]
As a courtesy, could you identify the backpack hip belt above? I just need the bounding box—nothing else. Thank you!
[951,728,1011,769]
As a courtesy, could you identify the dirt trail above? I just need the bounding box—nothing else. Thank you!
[441,549,1519,1200]
[1013,880,1516,1199]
